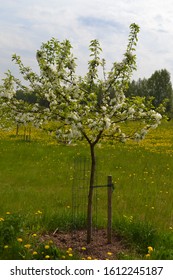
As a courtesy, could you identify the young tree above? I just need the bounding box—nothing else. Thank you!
[0,23,162,243]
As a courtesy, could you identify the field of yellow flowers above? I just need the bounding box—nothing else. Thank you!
[0,121,173,259]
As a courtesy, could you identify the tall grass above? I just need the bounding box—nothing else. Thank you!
[0,121,173,259]
[0,122,173,232]
[95,144,173,231]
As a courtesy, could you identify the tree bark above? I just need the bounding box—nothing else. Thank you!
[81,129,103,244]
[87,143,96,244]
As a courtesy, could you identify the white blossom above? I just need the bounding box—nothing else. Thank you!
[104,117,111,129]
[153,112,162,122]
[128,107,135,115]
[101,106,107,111]
[120,133,126,143]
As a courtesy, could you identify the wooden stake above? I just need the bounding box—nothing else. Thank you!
[107,175,112,244]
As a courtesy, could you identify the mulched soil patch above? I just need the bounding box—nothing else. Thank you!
[42,229,129,260]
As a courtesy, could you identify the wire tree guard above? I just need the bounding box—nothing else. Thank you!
[72,156,114,243]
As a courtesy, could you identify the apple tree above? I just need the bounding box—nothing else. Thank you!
[0,23,162,243]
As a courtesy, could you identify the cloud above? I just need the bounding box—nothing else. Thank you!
[1,0,173,82]
[78,16,125,30]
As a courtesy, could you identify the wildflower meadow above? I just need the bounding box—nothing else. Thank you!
[0,120,173,259]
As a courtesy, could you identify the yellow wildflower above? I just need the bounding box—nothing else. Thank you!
[24,244,31,249]
[35,210,42,215]
[148,246,154,253]
[68,247,72,251]
[45,255,50,259]
[6,212,11,215]
[32,233,37,237]
[68,253,73,257]
[33,251,38,255]
[0,218,4,222]
[145,254,150,258]
[17,238,23,243]
[81,247,86,250]
[87,256,92,260]
[66,248,73,254]
[107,252,113,256]
[45,245,50,250]
[4,245,9,249]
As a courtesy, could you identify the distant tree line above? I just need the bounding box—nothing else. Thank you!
[16,90,49,107]
[125,69,173,117]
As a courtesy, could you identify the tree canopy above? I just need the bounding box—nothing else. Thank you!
[0,24,162,143]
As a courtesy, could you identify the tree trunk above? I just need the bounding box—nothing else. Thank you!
[16,123,19,136]
[87,143,96,244]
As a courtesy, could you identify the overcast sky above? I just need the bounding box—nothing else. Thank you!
[1,0,173,82]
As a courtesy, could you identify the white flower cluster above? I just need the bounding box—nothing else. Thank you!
[15,113,35,124]
[0,91,14,99]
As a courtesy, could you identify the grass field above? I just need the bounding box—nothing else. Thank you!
[0,121,173,259]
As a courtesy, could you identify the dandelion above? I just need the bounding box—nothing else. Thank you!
[87,256,92,260]
[4,245,9,249]
[62,255,66,259]
[66,248,73,254]
[6,212,11,215]
[107,252,113,256]
[24,244,31,249]
[35,210,42,215]
[68,247,72,251]
[33,251,38,255]
[17,238,23,243]
[81,247,86,251]
[145,254,150,258]
[45,255,50,259]
[68,253,73,257]
[48,240,53,244]
[32,233,37,237]
[0,217,4,222]
[148,246,154,253]
[45,245,50,250]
